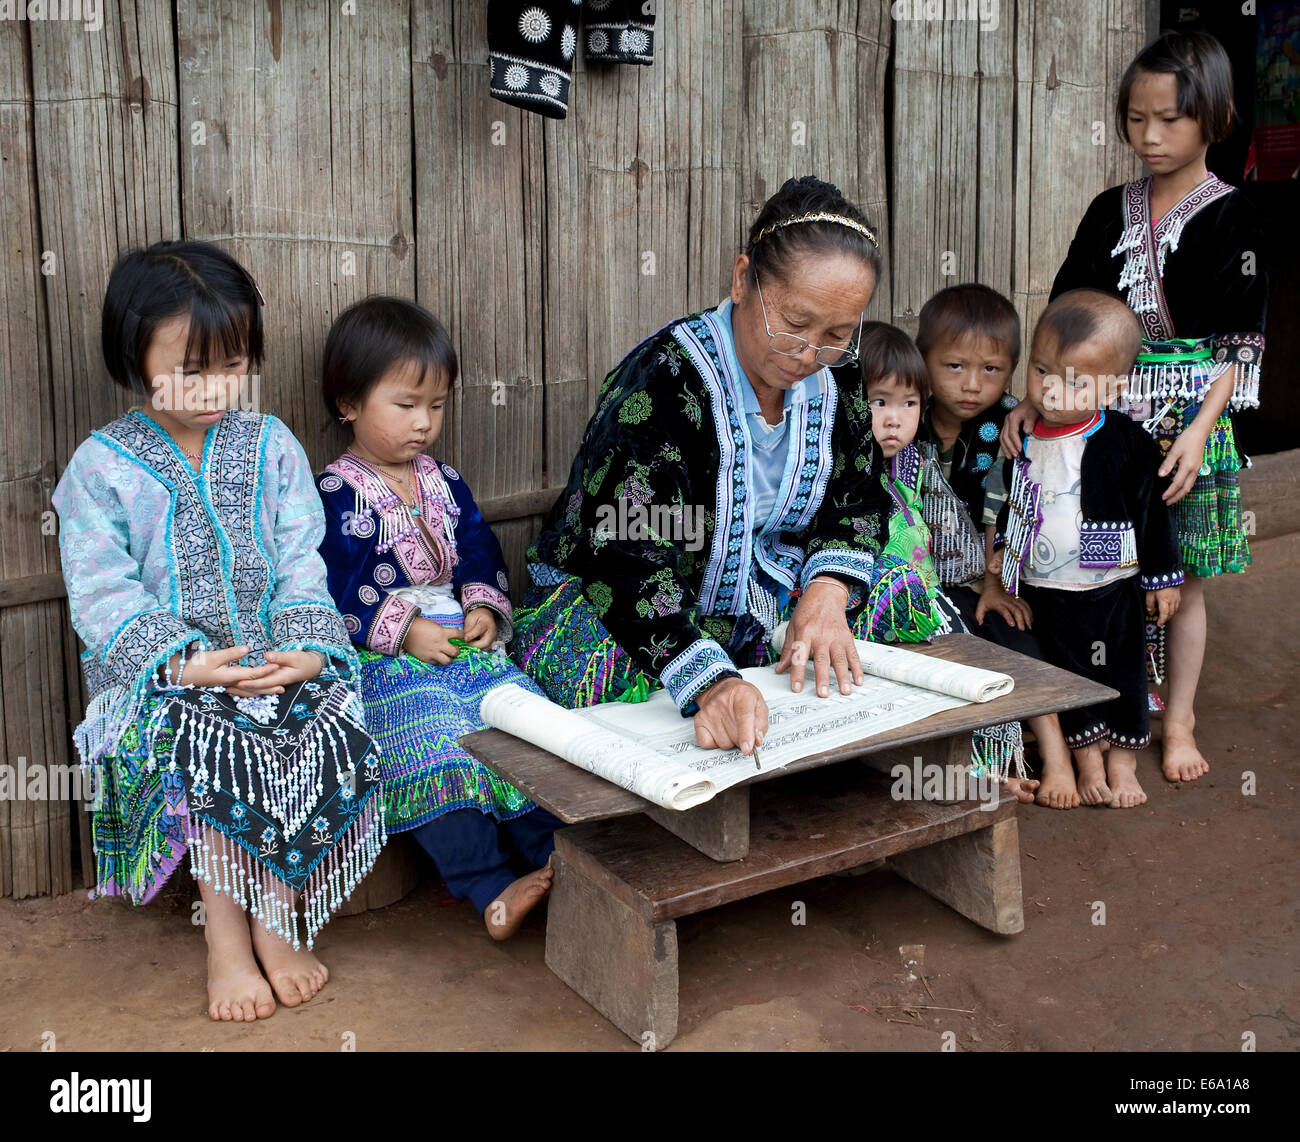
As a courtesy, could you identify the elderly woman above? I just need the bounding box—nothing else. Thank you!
[512,176,891,752]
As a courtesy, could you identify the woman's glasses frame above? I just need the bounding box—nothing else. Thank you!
[753,272,865,368]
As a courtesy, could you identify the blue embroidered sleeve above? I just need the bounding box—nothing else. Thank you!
[264,419,356,678]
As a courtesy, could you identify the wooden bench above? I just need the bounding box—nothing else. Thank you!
[462,634,1115,1048]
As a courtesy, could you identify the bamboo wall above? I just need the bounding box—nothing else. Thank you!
[0,0,1150,897]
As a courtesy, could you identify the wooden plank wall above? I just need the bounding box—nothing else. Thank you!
[0,0,1152,896]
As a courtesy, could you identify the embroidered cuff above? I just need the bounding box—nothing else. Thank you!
[585,22,654,65]
[1212,332,1264,412]
[103,610,206,690]
[1139,570,1184,590]
[462,582,514,643]
[365,594,419,657]
[659,637,739,712]
[489,52,571,119]
[800,547,876,593]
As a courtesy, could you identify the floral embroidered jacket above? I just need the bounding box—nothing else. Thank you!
[316,453,514,656]
[528,300,889,711]
[53,410,357,764]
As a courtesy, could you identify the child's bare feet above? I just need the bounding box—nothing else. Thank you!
[1075,747,1113,806]
[1035,752,1079,809]
[250,914,329,1007]
[1005,777,1040,804]
[200,882,275,1022]
[1162,720,1210,783]
[1105,749,1147,808]
[485,860,554,941]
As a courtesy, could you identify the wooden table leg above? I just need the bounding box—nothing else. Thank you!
[642,785,750,860]
[860,733,978,804]
[544,846,679,1049]
[888,816,1024,934]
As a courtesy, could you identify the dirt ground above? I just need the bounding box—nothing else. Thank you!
[2,534,1296,1053]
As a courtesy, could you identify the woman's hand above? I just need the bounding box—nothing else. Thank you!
[225,650,323,697]
[462,607,498,649]
[692,676,769,755]
[998,400,1037,458]
[1158,427,1209,504]
[775,578,864,697]
[165,645,279,692]
[402,617,465,665]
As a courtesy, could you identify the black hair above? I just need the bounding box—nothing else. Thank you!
[744,175,882,286]
[915,283,1022,370]
[857,322,931,401]
[321,296,458,420]
[1115,30,1235,145]
[1035,288,1143,372]
[101,240,264,393]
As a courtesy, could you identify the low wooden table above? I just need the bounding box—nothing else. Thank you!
[462,634,1114,1048]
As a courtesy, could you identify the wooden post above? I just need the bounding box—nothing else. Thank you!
[890,815,1024,935]
[643,785,750,861]
[545,844,679,1050]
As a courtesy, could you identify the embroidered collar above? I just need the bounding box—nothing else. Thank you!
[1112,174,1233,340]
[1031,411,1103,439]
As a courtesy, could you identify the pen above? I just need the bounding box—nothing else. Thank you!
[753,746,762,770]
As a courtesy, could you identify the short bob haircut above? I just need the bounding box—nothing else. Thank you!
[101,240,264,393]
[321,296,458,420]
[915,283,1022,371]
[1115,30,1235,145]
[857,322,931,401]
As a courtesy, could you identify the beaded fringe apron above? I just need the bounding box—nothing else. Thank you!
[1125,340,1251,684]
[92,678,385,950]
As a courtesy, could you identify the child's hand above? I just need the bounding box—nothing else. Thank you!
[1158,428,1209,504]
[462,607,498,648]
[225,650,323,697]
[976,578,1034,631]
[998,399,1036,458]
[1146,586,1181,627]
[167,645,280,691]
[403,617,464,665]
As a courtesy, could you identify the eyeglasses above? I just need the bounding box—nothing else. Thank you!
[753,272,864,368]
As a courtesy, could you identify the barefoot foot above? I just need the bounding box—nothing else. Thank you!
[1005,777,1040,804]
[1034,751,1079,809]
[484,861,554,941]
[1162,723,1209,783]
[1106,750,1148,809]
[200,883,275,1022]
[1075,748,1113,807]
[250,916,329,1007]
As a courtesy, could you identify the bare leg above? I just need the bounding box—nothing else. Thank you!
[1105,747,1147,808]
[484,857,554,941]
[1074,743,1113,806]
[198,872,275,1022]
[1030,713,1079,810]
[249,908,329,1007]
[1162,576,1211,782]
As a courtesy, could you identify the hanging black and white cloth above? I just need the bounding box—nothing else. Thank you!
[488,1,655,119]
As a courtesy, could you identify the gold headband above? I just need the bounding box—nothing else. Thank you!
[755,210,879,249]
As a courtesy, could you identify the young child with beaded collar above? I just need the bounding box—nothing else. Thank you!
[990,290,1182,808]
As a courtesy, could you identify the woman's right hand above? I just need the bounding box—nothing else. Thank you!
[692,676,769,755]
[165,645,281,693]
[402,617,465,665]
[998,399,1037,458]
